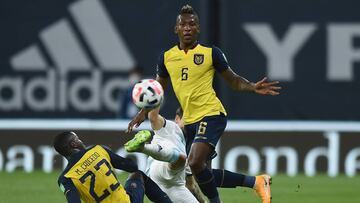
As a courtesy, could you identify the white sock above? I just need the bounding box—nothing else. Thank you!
[143,143,180,163]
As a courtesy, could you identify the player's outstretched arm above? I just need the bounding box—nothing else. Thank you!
[220,68,281,95]
[147,75,171,130]
[148,106,165,131]
[125,130,185,167]
[104,147,138,172]
[127,101,164,133]
[127,109,146,133]
[253,76,281,95]
[64,190,82,203]
[58,177,82,203]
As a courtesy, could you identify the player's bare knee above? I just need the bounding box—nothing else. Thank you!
[188,143,211,173]
[188,157,206,174]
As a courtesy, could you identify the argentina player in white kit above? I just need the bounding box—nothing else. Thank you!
[125,107,204,203]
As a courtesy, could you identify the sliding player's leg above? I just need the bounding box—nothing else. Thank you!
[125,130,182,164]
[212,169,272,203]
[124,171,172,203]
[124,171,145,203]
[147,160,198,203]
[124,130,152,152]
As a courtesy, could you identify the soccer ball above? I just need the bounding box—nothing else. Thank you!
[132,79,164,109]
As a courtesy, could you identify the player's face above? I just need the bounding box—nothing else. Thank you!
[69,134,86,150]
[175,14,200,47]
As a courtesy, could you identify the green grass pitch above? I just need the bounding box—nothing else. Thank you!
[1,171,359,203]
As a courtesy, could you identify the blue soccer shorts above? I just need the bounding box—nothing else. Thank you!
[184,113,227,159]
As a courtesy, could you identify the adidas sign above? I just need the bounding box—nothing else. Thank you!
[0,0,135,113]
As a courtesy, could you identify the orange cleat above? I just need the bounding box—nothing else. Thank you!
[254,174,272,203]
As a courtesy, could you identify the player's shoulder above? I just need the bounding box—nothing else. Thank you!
[209,45,225,53]
[63,145,99,168]
[88,144,106,150]
[164,45,180,55]
[99,145,114,154]
[155,119,178,133]
[164,119,177,128]
[158,45,178,62]
[163,120,184,136]
[196,43,219,50]
[82,145,105,154]
[196,44,224,56]
[198,43,212,49]
[87,145,113,157]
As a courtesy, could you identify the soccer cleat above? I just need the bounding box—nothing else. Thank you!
[124,130,152,152]
[254,174,272,203]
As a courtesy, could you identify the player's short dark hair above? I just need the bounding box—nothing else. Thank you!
[53,131,76,157]
[176,107,183,118]
[179,4,197,16]
[177,4,199,22]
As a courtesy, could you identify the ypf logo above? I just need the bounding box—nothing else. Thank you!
[0,0,135,112]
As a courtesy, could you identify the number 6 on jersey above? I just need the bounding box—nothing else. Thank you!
[181,68,188,81]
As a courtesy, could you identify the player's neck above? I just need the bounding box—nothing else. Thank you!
[178,41,198,53]
[67,149,82,159]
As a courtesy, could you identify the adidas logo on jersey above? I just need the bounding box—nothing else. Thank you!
[0,0,135,113]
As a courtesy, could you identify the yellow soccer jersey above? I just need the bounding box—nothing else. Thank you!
[58,145,130,203]
[157,43,228,124]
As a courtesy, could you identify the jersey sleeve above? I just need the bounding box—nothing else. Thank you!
[212,46,230,72]
[154,119,174,134]
[163,119,175,130]
[58,176,82,203]
[156,52,169,78]
[102,146,138,172]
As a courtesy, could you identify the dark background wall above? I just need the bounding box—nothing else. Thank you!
[219,0,360,120]
[0,0,359,120]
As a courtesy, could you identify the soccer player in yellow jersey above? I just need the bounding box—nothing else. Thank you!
[53,131,172,203]
[128,4,280,203]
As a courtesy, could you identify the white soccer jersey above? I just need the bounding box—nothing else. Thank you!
[145,119,198,203]
[153,119,186,155]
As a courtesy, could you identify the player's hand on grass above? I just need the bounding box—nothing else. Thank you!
[254,77,281,96]
[127,109,146,133]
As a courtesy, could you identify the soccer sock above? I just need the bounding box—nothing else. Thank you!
[212,169,256,188]
[139,171,172,203]
[196,168,221,203]
[143,143,180,163]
